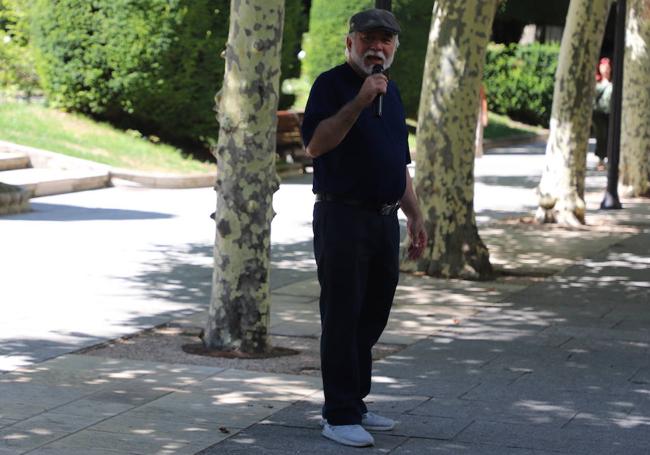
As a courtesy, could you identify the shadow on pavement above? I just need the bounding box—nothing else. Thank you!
[3,202,174,221]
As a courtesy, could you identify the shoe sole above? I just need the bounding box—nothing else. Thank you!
[321,429,374,447]
[320,418,395,432]
[362,424,395,431]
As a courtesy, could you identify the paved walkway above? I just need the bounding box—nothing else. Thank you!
[1,143,649,453]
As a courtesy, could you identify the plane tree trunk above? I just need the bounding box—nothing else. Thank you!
[536,0,612,225]
[406,0,498,280]
[203,0,284,354]
[620,0,650,197]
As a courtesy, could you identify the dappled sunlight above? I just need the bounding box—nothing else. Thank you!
[4,433,29,440]
[0,355,33,373]
[584,252,650,269]
[186,370,321,405]
[481,223,642,275]
[1,355,223,395]
[271,308,318,325]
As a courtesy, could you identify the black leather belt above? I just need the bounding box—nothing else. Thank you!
[315,193,400,216]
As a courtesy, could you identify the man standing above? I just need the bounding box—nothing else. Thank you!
[301,8,427,448]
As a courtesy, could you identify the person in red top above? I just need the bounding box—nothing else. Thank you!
[592,57,612,171]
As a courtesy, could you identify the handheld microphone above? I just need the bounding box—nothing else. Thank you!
[372,64,384,118]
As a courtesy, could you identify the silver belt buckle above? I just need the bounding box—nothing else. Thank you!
[380,202,400,216]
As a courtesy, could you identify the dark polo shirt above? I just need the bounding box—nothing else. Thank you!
[301,62,411,204]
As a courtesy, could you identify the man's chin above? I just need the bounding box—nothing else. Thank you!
[365,58,385,69]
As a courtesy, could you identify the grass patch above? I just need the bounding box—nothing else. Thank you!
[484,112,546,140]
[407,112,546,152]
[0,101,215,174]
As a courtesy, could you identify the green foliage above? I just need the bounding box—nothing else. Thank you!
[0,0,40,96]
[386,0,432,119]
[30,0,229,150]
[302,0,371,84]
[484,42,559,127]
[29,0,306,151]
[301,0,432,118]
[279,0,308,109]
[497,0,569,26]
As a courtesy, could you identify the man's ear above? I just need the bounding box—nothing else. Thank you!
[346,36,352,52]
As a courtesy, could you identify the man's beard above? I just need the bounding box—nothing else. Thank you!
[349,44,395,76]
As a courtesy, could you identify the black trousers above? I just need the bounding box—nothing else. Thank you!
[593,111,609,160]
[313,200,400,425]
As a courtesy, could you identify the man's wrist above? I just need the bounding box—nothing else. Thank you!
[348,96,366,115]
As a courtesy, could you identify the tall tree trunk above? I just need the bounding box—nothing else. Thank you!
[620,0,650,197]
[204,0,284,353]
[0,182,30,215]
[536,0,612,225]
[407,0,497,280]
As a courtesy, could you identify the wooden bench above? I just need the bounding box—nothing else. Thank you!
[276,110,311,171]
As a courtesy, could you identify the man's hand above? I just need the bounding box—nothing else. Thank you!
[305,73,387,159]
[400,169,427,261]
[355,73,388,108]
[406,214,427,261]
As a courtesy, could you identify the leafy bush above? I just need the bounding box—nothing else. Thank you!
[484,42,559,127]
[279,0,307,109]
[29,0,306,152]
[301,0,431,119]
[0,0,40,96]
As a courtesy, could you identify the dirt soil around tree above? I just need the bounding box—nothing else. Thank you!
[79,322,402,377]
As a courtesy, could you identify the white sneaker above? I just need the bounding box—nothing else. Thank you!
[321,423,375,447]
[361,412,396,431]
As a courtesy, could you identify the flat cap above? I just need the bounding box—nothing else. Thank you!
[349,8,401,35]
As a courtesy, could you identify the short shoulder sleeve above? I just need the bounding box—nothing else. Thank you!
[301,72,339,147]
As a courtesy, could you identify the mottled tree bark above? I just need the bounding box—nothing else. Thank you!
[204,0,284,353]
[407,0,497,280]
[536,0,612,225]
[0,182,30,215]
[620,0,650,197]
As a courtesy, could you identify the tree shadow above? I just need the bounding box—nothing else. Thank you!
[365,234,650,451]
[2,202,174,221]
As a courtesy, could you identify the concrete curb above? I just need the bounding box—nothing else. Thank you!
[0,139,217,189]
[110,168,216,189]
[0,140,111,173]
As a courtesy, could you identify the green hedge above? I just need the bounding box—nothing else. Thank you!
[484,42,559,127]
[29,0,306,152]
[301,2,561,127]
[279,0,307,109]
[302,0,431,119]
[0,0,39,96]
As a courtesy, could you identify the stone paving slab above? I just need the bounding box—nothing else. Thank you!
[390,439,563,455]
[259,394,431,429]
[455,419,650,454]
[196,423,407,454]
[408,396,578,427]
[0,357,324,454]
[272,410,473,440]
[481,223,636,275]
[198,230,649,453]
[34,427,225,455]
[1,355,225,391]
[29,448,140,455]
[183,368,321,399]
[0,412,102,453]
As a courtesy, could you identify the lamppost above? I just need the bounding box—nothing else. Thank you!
[601,0,625,210]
